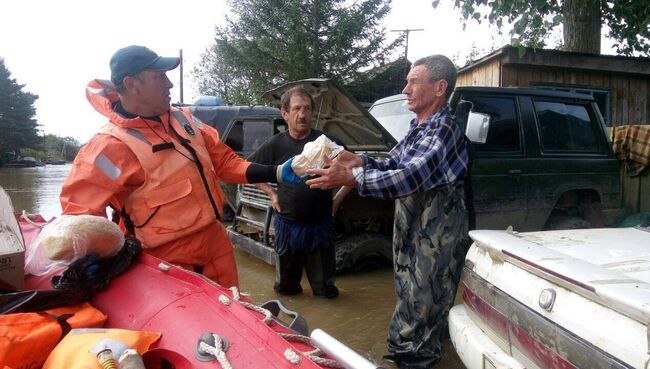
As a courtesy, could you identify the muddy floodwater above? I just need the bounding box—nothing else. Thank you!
[0,164,464,368]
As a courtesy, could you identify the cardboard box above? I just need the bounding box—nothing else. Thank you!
[0,187,25,289]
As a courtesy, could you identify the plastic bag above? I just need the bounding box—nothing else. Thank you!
[291,135,344,177]
[25,215,125,276]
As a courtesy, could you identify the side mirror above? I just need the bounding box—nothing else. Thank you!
[465,111,490,144]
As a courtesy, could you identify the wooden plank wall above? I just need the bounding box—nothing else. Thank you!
[457,59,501,87]
[495,65,650,126]
[620,169,650,214]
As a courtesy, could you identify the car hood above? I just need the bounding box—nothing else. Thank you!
[468,227,650,323]
[263,79,397,152]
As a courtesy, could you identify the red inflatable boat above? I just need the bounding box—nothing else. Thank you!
[18,215,378,369]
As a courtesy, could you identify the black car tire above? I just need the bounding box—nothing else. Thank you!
[335,232,392,274]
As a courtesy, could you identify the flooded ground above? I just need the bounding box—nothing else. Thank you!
[0,165,464,368]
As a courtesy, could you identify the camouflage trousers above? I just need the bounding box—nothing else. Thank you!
[387,185,468,368]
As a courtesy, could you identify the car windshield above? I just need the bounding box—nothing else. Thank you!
[368,97,415,141]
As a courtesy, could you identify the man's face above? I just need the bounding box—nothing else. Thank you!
[282,94,312,139]
[128,70,173,115]
[402,65,445,117]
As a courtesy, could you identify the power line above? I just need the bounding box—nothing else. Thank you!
[390,28,424,76]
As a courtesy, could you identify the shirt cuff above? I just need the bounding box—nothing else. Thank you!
[352,166,365,188]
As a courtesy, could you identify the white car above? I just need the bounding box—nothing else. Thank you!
[449,227,650,369]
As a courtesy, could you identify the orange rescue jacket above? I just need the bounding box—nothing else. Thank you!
[100,108,225,248]
[0,303,107,369]
[65,79,251,249]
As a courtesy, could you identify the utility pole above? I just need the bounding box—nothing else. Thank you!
[390,28,423,77]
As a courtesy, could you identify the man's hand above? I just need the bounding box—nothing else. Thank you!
[269,191,281,212]
[333,150,364,169]
[253,183,281,212]
[276,157,304,184]
[306,157,358,190]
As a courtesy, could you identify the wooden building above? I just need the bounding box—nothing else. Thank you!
[457,45,650,126]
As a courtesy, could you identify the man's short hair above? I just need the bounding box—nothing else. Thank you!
[280,86,315,112]
[413,55,457,99]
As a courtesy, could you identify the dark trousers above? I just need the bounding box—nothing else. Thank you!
[274,245,337,296]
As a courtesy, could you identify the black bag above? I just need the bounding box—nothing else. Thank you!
[0,237,141,314]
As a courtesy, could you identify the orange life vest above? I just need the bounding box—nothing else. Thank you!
[100,108,225,248]
[0,303,107,369]
[43,328,160,369]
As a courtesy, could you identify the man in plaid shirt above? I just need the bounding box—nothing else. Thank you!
[307,55,469,368]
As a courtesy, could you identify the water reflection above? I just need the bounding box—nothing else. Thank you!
[0,164,71,219]
[235,250,397,361]
[0,164,464,368]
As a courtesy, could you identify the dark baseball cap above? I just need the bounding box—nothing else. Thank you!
[110,45,180,85]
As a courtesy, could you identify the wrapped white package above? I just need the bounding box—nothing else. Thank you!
[291,135,344,177]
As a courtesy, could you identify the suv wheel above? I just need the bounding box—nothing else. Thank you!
[335,232,392,274]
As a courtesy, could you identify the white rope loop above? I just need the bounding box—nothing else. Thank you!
[219,294,232,306]
[284,348,302,365]
[198,334,232,369]
[21,210,44,228]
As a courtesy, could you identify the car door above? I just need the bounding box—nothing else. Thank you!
[527,98,618,227]
[454,94,529,231]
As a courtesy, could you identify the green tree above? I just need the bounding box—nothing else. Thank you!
[0,58,41,157]
[193,0,402,104]
[43,134,80,162]
[193,41,258,104]
[434,0,650,55]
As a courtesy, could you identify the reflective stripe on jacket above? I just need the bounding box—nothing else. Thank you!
[100,108,223,248]
[61,80,249,286]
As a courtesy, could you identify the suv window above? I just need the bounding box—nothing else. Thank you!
[368,99,414,141]
[456,96,520,153]
[534,101,601,153]
[226,118,287,157]
[226,119,275,156]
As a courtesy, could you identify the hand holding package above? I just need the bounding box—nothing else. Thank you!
[291,135,343,177]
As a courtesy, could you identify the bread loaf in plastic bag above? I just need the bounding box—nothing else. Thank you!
[291,135,343,177]
[25,215,125,276]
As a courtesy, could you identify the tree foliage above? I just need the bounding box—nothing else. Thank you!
[193,0,403,104]
[193,41,258,104]
[0,58,41,155]
[43,134,80,162]
[434,0,650,56]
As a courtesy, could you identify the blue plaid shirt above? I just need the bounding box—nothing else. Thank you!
[353,105,468,199]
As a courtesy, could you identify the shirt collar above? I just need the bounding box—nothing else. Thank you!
[409,104,452,130]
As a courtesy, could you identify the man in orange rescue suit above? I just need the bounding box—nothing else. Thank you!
[60,45,302,288]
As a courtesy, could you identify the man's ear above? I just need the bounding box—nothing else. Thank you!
[281,109,289,121]
[436,80,448,97]
[121,75,136,93]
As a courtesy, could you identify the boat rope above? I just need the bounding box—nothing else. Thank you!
[227,287,344,369]
[225,287,273,324]
[284,348,302,364]
[198,333,232,369]
[21,210,45,228]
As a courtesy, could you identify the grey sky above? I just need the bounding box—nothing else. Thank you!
[1,0,612,143]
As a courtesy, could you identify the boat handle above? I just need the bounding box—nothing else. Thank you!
[260,299,309,336]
